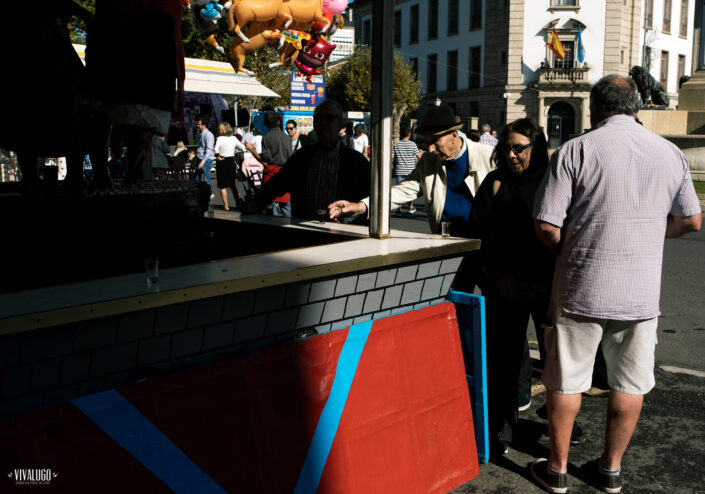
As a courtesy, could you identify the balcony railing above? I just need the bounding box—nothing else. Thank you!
[538,64,590,84]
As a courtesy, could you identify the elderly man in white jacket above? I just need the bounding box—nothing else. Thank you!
[328,104,494,235]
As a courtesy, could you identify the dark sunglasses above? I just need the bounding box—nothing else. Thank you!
[286,126,295,130]
[500,142,532,154]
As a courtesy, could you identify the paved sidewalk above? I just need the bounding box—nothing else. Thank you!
[451,366,705,493]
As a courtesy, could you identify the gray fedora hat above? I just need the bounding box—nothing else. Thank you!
[415,104,463,136]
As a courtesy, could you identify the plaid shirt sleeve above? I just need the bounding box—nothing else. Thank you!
[533,145,575,228]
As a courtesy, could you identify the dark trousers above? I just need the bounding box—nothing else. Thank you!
[485,288,550,443]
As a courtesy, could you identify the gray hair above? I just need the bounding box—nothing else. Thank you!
[590,75,641,118]
[481,123,491,133]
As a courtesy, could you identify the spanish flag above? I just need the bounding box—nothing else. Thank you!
[548,27,565,60]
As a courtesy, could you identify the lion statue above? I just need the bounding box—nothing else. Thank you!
[629,65,670,107]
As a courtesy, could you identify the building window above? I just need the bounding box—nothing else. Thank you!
[660,50,669,89]
[549,0,579,9]
[394,10,402,47]
[469,0,482,29]
[663,0,672,33]
[448,0,459,35]
[410,57,419,80]
[469,46,481,88]
[679,0,688,37]
[469,101,479,117]
[645,46,652,70]
[621,50,625,65]
[552,41,575,68]
[428,0,439,39]
[645,0,654,27]
[363,18,371,45]
[410,4,419,44]
[447,50,458,91]
[448,102,457,115]
[427,54,438,93]
[677,54,686,89]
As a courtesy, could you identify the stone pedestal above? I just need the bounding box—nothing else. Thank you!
[678,70,705,112]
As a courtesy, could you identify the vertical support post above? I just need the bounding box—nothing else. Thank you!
[369,0,394,239]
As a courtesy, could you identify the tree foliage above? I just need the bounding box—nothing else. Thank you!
[327,47,424,139]
[237,49,292,112]
[67,0,95,44]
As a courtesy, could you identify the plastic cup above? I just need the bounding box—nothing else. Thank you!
[441,222,451,238]
[145,259,159,285]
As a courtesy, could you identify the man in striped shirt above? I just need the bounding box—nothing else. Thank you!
[251,100,370,221]
[392,125,423,213]
[530,75,701,494]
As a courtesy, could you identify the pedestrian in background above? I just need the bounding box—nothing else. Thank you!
[195,118,215,188]
[480,123,498,147]
[286,119,303,152]
[150,134,170,180]
[246,113,293,217]
[531,74,701,494]
[352,125,369,158]
[215,121,246,211]
[392,124,423,214]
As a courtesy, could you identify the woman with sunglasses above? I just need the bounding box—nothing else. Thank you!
[470,118,555,457]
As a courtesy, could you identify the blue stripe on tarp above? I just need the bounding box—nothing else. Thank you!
[72,390,227,494]
[294,320,374,494]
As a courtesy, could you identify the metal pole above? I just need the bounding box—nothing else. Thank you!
[369,0,394,239]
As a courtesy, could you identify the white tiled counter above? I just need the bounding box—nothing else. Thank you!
[0,213,479,418]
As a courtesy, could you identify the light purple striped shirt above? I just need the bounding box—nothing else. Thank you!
[479,132,498,147]
[534,115,701,320]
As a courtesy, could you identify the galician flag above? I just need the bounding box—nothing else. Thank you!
[576,28,585,63]
[548,27,565,60]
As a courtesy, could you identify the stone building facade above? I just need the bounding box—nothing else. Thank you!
[353,0,697,147]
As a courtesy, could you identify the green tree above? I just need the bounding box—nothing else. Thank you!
[67,0,95,44]
[327,47,424,140]
[238,49,292,112]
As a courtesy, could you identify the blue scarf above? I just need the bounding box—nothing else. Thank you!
[441,147,472,233]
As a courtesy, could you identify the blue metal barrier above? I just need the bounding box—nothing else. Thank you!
[446,289,489,464]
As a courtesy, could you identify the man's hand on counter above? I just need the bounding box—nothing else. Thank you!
[328,200,367,221]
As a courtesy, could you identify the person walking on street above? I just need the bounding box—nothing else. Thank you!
[195,118,215,189]
[215,121,247,211]
[392,124,423,213]
[530,74,701,494]
[352,125,369,159]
